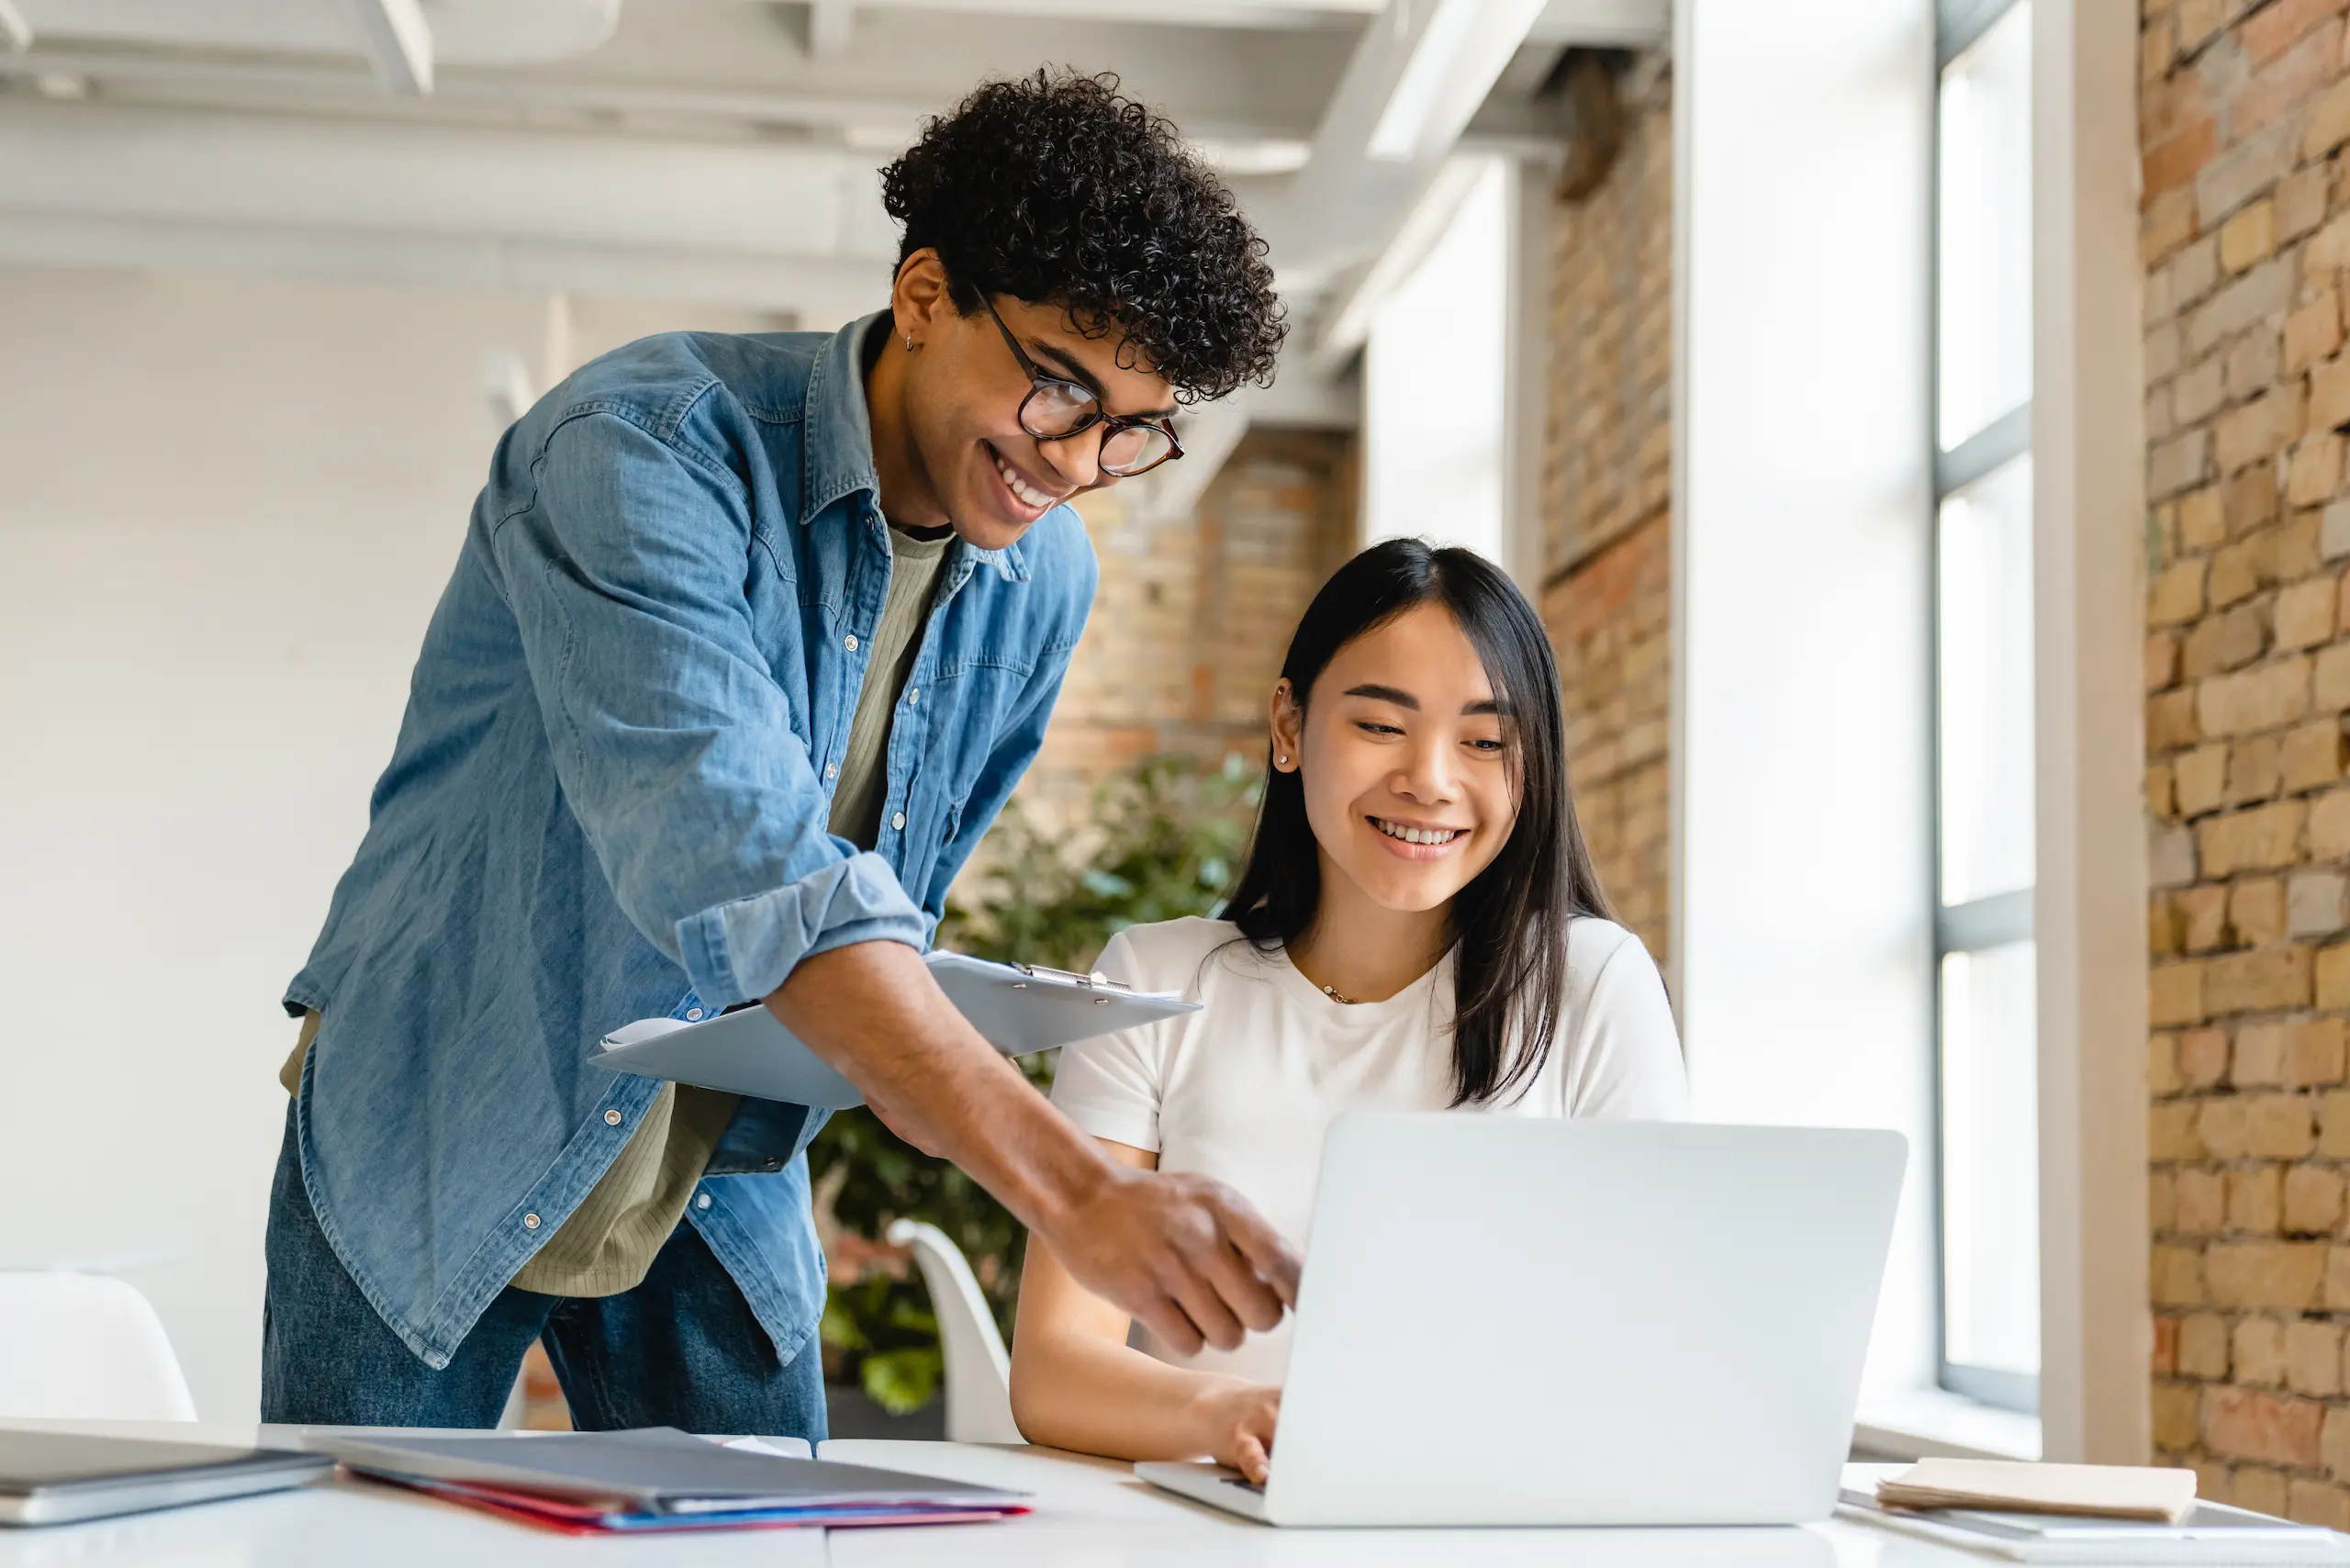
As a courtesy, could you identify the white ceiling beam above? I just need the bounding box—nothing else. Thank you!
[349,0,433,95]
[808,0,856,59]
[0,1,31,54]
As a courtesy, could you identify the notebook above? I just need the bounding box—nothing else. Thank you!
[1839,1488,2350,1564]
[315,1427,1024,1526]
[0,1431,332,1527]
[1877,1459,2200,1523]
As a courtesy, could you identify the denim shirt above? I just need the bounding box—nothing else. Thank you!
[285,315,1096,1370]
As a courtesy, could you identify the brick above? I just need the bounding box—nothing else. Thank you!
[2157,1382,2203,1450]
[2314,788,2350,857]
[2199,801,2308,873]
[2284,161,2333,240]
[2154,820,2201,887]
[2291,290,2348,373]
[2184,1025,2232,1087]
[2282,578,2343,649]
[2150,562,2204,629]
[2154,1032,2184,1097]
[2245,0,2348,65]
[2282,720,2349,790]
[2206,1385,2327,1466]
[2293,870,2350,935]
[2177,355,2227,425]
[2213,1240,2328,1309]
[2288,1162,2347,1232]
[2325,498,2350,559]
[2295,1017,2349,1085]
[2321,943,2350,1007]
[2154,1099,2205,1163]
[2235,878,2291,943]
[2325,1404,2350,1480]
[2238,1466,2293,1517]
[2154,430,2213,498]
[2322,1089,2350,1153]
[2199,657,2314,734]
[2203,123,2300,233]
[2214,538,2266,606]
[2233,330,2287,402]
[2224,198,2281,273]
[2295,434,2349,504]
[2235,465,2286,535]
[2182,1165,2229,1233]
[2235,1163,2288,1229]
[2155,890,2185,954]
[2183,884,2232,949]
[2233,734,2287,802]
[2152,630,2183,691]
[2155,1168,2181,1234]
[2240,1020,2294,1085]
[2155,759,2181,821]
[2221,384,2308,472]
[2183,1310,2232,1377]
[2295,1320,2346,1396]
[2154,1312,2180,1377]
[2206,1097,2255,1158]
[2289,1479,2350,1531]
[2186,602,2272,677]
[2311,72,2350,161]
[2152,319,2186,383]
[2184,484,2227,548]
[2180,743,2232,815]
[2249,1093,2321,1157]
[2155,1240,2209,1305]
[2239,1316,2289,1385]
[2155,958,2210,1026]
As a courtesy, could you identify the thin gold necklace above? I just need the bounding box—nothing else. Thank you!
[1319,982,1355,1005]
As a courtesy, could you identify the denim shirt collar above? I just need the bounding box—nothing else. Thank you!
[801,312,1029,585]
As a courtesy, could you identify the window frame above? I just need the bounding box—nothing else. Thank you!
[1931,0,2038,1417]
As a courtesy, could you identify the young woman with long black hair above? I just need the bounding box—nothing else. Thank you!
[1007,537,1687,1479]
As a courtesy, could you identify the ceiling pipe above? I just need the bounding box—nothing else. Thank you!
[350,0,433,95]
[0,0,32,53]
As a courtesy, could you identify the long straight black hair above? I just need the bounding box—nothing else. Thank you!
[1220,537,1617,1106]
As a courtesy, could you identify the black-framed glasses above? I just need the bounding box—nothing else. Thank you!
[982,297,1183,478]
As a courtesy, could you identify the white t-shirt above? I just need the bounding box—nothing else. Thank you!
[1048,914,1687,1384]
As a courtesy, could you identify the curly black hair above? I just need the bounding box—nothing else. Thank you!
[881,70,1285,404]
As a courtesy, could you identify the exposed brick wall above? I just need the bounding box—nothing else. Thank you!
[1008,428,1358,826]
[1539,56,1674,964]
[2143,0,2350,1520]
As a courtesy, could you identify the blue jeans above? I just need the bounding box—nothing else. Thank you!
[261,1104,826,1438]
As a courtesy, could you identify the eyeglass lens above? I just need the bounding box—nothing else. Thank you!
[1020,383,1173,476]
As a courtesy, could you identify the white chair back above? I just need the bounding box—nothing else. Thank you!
[884,1220,1024,1444]
[0,1271,197,1421]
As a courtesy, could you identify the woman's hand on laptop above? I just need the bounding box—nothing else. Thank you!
[1192,1381,1281,1484]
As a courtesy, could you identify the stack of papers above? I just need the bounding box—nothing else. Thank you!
[1877,1459,2200,1523]
[315,1428,1026,1535]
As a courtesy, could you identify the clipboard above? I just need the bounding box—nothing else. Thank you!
[589,950,1200,1110]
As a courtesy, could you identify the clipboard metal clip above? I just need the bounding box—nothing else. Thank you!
[1013,962,1133,992]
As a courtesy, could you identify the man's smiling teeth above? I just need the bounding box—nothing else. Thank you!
[1373,817,1462,846]
[994,452,1056,511]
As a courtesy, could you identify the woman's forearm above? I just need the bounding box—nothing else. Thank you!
[1009,1325,1241,1461]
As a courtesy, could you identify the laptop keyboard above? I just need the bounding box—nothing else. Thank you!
[1221,1477,1265,1495]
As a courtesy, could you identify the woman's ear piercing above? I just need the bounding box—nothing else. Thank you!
[1277,755,1290,767]
[904,333,915,352]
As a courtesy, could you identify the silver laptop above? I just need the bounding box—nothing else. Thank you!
[1137,1114,1906,1528]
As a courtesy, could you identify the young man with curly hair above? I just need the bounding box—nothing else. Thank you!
[262,72,1295,1435]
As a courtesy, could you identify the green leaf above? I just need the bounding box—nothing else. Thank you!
[862,1347,943,1415]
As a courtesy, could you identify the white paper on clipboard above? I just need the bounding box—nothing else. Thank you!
[588,950,1200,1110]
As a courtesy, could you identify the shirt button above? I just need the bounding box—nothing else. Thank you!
[686,1008,704,1021]
[696,1193,713,1211]
[844,633,859,652]
[763,1157,782,1170]
[906,689,919,705]
[522,1213,543,1230]
[824,764,838,780]
[603,1109,622,1126]
[891,811,906,832]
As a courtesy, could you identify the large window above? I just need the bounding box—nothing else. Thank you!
[1933,0,2037,1414]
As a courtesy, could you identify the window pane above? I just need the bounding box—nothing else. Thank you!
[1938,2,2032,450]
[1942,941,2040,1376]
[1939,452,2034,905]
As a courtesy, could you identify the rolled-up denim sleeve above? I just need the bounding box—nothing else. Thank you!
[488,408,927,1008]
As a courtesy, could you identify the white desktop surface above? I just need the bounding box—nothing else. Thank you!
[0,1423,1992,1567]
[819,1441,1970,1566]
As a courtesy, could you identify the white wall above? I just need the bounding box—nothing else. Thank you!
[1675,0,1942,1411]
[0,263,791,1418]
[1361,154,1510,563]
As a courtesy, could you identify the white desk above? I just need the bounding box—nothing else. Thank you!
[820,1441,1970,1567]
[0,1423,1986,1567]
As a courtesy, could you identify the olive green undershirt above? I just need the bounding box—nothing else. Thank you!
[282,523,956,1299]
